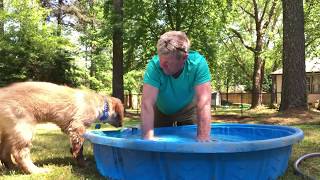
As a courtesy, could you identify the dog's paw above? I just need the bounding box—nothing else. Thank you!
[77,158,88,168]
[1,161,18,170]
[29,167,50,174]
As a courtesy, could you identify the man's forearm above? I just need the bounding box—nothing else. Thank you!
[197,102,211,141]
[195,82,212,142]
[141,103,155,139]
[140,84,158,140]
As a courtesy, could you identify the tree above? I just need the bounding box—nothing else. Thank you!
[304,0,320,58]
[279,0,307,111]
[0,0,78,86]
[0,0,3,35]
[121,0,226,72]
[111,0,124,102]
[229,0,280,108]
[123,70,144,108]
[40,0,92,35]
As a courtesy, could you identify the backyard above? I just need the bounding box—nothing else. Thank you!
[0,106,319,180]
[0,0,319,179]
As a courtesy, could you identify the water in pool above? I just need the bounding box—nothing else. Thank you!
[94,128,249,142]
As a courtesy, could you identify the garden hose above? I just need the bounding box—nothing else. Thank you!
[294,152,320,180]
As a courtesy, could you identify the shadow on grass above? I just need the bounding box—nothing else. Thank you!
[0,127,105,179]
[36,155,103,177]
[1,157,104,179]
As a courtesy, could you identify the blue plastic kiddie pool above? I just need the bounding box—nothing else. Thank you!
[84,123,303,180]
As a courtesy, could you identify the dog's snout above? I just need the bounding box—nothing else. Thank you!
[113,116,122,127]
[108,120,122,127]
[107,114,122,127]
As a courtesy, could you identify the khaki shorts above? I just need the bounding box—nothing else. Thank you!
[154,102,196,127]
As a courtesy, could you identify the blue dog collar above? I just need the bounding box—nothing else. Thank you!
[99,101,109,122]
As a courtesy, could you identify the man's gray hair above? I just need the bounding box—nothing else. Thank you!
[157,31,190,58]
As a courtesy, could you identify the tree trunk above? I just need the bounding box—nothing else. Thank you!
[279,0,307,111]
[251,55,264,108]
[226,77,229,104]
[0,0,3,36]
[271,75,276,105]
[57,0,63,36]
[112,0,124,103]
[88,0,96,89]
[232,0,278,109]
[129,92,133,108]
[251,30,264,108]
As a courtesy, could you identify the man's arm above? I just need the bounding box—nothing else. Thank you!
[195,82,212,142]
[141,84,159,140]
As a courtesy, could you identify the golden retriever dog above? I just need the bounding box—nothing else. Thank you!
[0,81,124,174]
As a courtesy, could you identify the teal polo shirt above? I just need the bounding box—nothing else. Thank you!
[143,51,211,115]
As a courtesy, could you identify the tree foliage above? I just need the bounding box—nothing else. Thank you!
[0,0,319,107]
[0,0,78,86]
[220,0,282,108]
[304,0,320,58]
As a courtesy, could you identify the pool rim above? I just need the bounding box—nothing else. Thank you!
[83,123,304,153]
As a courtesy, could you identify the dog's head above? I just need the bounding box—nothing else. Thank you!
[102,97,124,127]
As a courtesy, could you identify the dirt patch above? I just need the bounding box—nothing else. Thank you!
[213,109,320,125]
[258,110,320,125]
[212,115,250,121]
[125,111,140,119]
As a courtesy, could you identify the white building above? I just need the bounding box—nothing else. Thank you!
[271,58,320,104]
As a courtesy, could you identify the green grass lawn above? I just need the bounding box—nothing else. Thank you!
[0,108,319,180]
[0,123,105,180]
[213,106,320,179]
[279,124,320,179]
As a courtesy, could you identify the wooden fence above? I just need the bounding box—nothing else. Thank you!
[124,93,142,109]
[124,92,274,110]
[220,92,272,105]
[124,92,320,111]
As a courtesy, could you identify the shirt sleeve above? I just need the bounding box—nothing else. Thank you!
[143,59,161,88]
[194,56,211,86]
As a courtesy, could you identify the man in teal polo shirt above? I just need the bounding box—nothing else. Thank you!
[141,31,212,142]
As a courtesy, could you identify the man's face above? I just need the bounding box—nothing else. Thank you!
[159,54,187,75]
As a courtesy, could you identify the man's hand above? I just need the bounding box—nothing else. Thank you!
[196,135,211,142]
[142,129,155,140]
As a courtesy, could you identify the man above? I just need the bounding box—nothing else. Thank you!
[141,31,212,142]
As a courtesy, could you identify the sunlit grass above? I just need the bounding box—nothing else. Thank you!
[279,124,320,180]
[0,124,104,180]
[0,117,140,180]
[299,156,320,178]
